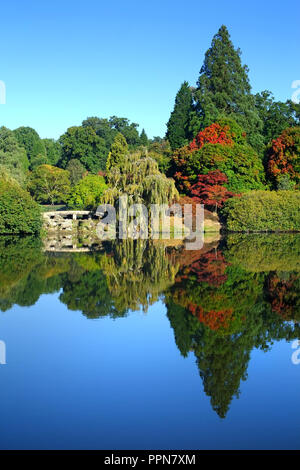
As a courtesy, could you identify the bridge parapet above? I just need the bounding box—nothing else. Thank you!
[43,210,97,232]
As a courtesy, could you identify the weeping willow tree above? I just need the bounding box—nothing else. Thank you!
[99,239,180,313]
[103,152,179,208]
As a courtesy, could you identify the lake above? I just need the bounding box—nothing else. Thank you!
[0,234,299,450]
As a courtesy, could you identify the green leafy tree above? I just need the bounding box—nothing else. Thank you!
[42,138,62,166]
[106,133,128,170]
[109,116,140,148]
[148,138,172,174]
[66,159,86,186]
[0,126,29,183]
[194,25,264,153]
[140,128,149,146]
[255,91,300,144]
[59,126,107,172]
[166,81,194,150]
[30,153,49,170]
[82,116,142,151]
[82,117,116,152]
[68,174,107,209]
[28,164,71,205]
[13,127,47,169]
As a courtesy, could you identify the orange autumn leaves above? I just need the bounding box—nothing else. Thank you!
[267,273,300,321]
[173,122,235,193]
[267,127,300,184]
[188,304,235,332]
[171,250,240,333]
[188,122,235,151]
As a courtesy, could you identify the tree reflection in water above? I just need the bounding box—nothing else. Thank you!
[0,234,299,418]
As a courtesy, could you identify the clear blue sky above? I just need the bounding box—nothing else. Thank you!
[0,0,299,140]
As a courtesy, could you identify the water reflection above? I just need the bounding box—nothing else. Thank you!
[0,234,299,418]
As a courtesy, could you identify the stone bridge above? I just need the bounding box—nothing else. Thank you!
[42,211,104,252]
[43,211,99,233]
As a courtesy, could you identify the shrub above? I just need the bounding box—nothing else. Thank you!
[0,176,42,234]
[68,175,107,209]
[223,190,300,232]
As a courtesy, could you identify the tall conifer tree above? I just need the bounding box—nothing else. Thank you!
[195,25,264,152]
[106,133,128,170]
[166,81,194,150]
[140,129,148,146]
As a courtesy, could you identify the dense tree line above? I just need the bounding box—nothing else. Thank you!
[0,115,155,231]
[167,25,300,153]
[166,25,300,211]
[0,24,300,234]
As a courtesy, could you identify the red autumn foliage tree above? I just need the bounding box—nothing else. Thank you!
[172,122,237,193]
[187,251,228,287]
[188,122,235,151]
[171,118,264,194]
[267,273,300,321]
[174,249,229,287]
[190,170,237,211]
[267,126,300,185]
[188,304,235,332]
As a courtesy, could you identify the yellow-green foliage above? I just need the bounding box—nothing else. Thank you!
[28,164,71,205]
[98,240,179,312]
[223,191,300,232]
[68,174,107,209]
[225,234,300,272]
[106,133,128,171]
[104,153,178,207]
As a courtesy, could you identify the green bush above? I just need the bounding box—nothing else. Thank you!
[0,177,42,234]
[223,190,300,232]
[68,174,107,209]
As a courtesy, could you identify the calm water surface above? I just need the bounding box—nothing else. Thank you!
[0,234,299,449]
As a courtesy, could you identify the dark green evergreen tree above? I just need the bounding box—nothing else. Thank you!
[194,25,264,153]
[140,128,148,146]
[166,81,194,150]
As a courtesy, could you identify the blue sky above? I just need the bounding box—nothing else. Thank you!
[0,0,299,140]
